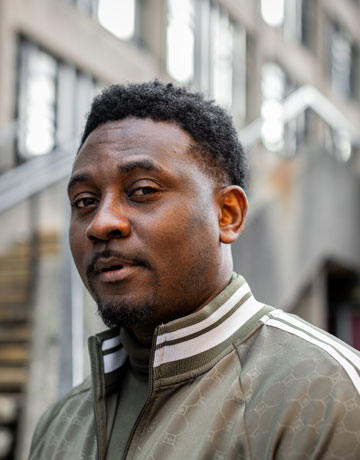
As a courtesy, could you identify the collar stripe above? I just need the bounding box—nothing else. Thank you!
[103,347,127,374]
[102,334,121,351]
[155,293,252,350]
[153,294,265,367]
[156,282,251,346]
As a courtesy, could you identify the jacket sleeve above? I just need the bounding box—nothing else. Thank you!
[240,331,360,459]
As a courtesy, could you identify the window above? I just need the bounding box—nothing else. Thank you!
[64,0,98,16]
[17,41,57,157]
[283,0,314,48]
[328,22,358,99]
[211,5,234,109]
[167,0,246,120]
[97,0,136,40]
[261,62,305,153]
[261,63,287,151]
[167,0,194,83]
[261,0,284,28]
[16,38,104,161]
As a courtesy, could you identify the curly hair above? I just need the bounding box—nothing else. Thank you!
[80,80,247,190]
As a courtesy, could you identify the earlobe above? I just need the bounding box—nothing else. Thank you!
[218,186,248,244]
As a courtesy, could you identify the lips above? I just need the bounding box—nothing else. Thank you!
[92,257,139,283]
[94,257,129,274]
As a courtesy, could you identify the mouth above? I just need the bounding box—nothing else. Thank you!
[101,264,124,272]
[92,257,139,283]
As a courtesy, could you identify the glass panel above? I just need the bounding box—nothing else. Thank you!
[193,0,211,94]
[212,7,233,110]
[98,0,135,40]
[330,24,354,98]
[76,0,98,15]
[167,0,194,83]
[232,24,247,124]
[74,72,94,139]
[18,44,57,157]
[261,63,286,151]
[56,64,77,147]
[261,0,284,27]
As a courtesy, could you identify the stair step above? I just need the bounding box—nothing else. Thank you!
[0,345,29,365]
[0,245,31,258]
[0,272,30,283]
[0,368,27,391]
[0,258,31,269]
[0,304,30,322]
[0,394,21,423]
[0,292,29,304]
[0,265,31,275]
[0,284,29,295]
[0,326,31,343]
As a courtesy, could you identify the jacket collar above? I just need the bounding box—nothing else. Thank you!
[88,273,271,392]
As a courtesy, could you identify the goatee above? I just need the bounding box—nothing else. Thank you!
[96,298,154,329]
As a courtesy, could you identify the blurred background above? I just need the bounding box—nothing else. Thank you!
[0,0,359,458]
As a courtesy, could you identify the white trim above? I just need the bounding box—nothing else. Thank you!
[154,296,265,367]
[265,318,360,395]
[102,334,122,351]
[156,282,251,346]
[103,347,127,373]
[270,310,360,371]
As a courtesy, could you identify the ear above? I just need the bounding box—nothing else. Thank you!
[217,186,248,244]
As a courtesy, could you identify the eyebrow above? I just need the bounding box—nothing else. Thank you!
[67,173,90,193]
[117,159,163,174]
[67,159,164,194]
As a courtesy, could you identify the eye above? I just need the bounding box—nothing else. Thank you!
[72,197,98,209]
[130,186,159,198]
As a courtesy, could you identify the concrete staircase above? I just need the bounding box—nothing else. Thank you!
[0,235,58,460]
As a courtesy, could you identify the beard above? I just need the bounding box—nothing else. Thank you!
[85,249,157,328]
[95,296,155,329]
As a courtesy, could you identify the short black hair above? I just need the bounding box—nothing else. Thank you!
[80,80,247,190]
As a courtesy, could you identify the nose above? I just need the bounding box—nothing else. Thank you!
[85,198,131,242]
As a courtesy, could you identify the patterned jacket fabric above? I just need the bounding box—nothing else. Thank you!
[29,274,360,460]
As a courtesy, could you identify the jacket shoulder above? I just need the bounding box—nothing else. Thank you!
[29,376,92,455]
[236,309,360,459]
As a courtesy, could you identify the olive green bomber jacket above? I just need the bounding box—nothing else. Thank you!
[29,274,360,460]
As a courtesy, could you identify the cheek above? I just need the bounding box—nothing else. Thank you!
[69,224,86,272]
[144,203,218,264]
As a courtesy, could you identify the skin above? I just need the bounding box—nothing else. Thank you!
[68,117,248,346]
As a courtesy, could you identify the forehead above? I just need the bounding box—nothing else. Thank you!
[73,117,194,172]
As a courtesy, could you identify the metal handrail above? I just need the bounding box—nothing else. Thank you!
[0,141,76,214]
[0,85,359,214]
[239,85,360,148]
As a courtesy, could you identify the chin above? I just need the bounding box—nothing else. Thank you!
[96,297,155,329]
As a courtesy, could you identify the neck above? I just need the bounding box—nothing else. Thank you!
[131,269,233,347]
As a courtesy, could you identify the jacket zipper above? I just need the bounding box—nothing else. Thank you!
[121,327,158,460]
[96,425,106,460]
[90,336,111,460]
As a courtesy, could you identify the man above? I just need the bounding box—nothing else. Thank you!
[30,81,360,460]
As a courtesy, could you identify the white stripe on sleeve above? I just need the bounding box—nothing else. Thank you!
[270,310,360,371]
[265,318,360,395]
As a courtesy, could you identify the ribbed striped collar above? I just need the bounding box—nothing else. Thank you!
[89,273,272,388]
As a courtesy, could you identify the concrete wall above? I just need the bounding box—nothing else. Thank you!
[233,147,360,310]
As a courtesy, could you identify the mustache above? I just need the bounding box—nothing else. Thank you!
[86,249,151,278]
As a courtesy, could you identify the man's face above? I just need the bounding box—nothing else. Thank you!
[68,117,224,330]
